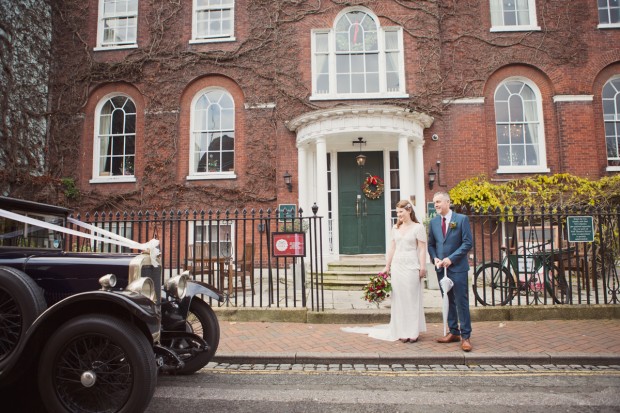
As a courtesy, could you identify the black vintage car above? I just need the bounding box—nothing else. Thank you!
[0,196,223,412]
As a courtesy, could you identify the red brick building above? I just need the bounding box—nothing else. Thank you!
[42,0,620,261]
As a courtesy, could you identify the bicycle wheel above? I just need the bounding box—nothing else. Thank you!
[473,262,515,306]
[545,263,571,304]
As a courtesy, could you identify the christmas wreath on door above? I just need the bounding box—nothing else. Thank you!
[362,174,384,199]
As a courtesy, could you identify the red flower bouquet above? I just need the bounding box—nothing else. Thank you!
[362,271,392,307]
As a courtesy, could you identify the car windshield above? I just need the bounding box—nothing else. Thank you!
[0,213,65,249]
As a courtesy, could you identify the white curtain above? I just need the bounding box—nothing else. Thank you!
[490,0,502,26]
[521,84,539,165]
[516,0,531,25]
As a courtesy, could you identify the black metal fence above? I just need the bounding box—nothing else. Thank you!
[65,208,325,311]
[463,205,619,306]
[64,205,620,310]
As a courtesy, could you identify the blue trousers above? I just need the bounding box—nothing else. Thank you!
[437,269,472,339]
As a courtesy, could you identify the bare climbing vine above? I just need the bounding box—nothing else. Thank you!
[1,0,583,211]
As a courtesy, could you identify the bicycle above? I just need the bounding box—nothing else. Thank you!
[473,241,572,306]
[594,248,620,304]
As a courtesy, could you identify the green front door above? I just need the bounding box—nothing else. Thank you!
[338,152,386,254]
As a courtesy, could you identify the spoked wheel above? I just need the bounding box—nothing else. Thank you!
[595,251,620,301]
[163,298,220,375]
[0,266,46,363]
[522,272,546,305]
[545,264,571,304]
[38,315,157,413]
[473,262,515,306]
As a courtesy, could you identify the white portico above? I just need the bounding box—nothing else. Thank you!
[287,105,434,267]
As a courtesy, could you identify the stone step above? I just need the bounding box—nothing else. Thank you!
[327,259,385,272]
[322,273,373,282]
[322,273,375,290]
[324,268,382,275]
[327,264,385,272]
[323,255,387,290]
[338,254,385,261]
[324,284,367,291]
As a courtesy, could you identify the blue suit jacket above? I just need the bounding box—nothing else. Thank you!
[427,211,473,274]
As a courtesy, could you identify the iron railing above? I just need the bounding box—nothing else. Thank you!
[65,208,325,311]
[63,205,620,309]
[462,205,619,306]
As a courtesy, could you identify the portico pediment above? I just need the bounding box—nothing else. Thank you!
[286,105,434,147]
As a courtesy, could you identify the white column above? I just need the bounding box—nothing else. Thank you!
[398,135,411,201]
[315,138,329,267]
[297,145,308,213]
[413,142,426,221]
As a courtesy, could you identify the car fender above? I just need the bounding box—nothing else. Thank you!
[186,280,224,302]
[0,290,159,383]
[173,280,223,319]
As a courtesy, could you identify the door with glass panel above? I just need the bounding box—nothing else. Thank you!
[338,152,385,254]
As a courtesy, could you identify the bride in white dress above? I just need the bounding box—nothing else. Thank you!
[342,199,427,342]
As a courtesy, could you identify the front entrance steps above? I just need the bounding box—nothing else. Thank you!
[322,254,386,290]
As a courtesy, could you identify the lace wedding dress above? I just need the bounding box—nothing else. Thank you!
[342,222,427,341]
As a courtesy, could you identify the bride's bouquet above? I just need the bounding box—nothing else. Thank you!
[362,271,392,307]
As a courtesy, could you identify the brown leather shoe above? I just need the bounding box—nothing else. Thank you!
[436,333,461,343]
[461,338,472,352]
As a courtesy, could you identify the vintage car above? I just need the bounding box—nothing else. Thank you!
[0,196,223,412]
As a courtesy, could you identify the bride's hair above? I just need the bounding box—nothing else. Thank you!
[395,199,419,228]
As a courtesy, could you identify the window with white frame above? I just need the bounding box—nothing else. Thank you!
[192,0,235,42]
[311,8,406,100]
[190,89,235,176]
[97,0,138,49]
[489,0,540,31]
[603,77,620,168]
[598,0,620,27]
[192,222,233,258]
[494,78,548,173]
[93,95,136,180]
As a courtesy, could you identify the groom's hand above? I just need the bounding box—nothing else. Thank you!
[441,257,452,268]
[434,257,443,268]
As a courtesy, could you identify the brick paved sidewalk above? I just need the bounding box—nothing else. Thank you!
[214,318,620,365]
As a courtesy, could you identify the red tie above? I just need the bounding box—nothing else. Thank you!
[442,217,447,237]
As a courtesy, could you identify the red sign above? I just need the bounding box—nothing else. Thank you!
[272,232,306,257]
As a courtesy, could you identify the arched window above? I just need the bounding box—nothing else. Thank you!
[603,76,620,168]
[311,8,406,100]
[494,78,548,173]
[335,10,379,94]
[94,95,136,180]
[191,89,235,175]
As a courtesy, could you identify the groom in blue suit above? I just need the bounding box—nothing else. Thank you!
[427,191,473,351]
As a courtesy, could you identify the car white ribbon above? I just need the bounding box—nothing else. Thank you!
[0,208,160,267]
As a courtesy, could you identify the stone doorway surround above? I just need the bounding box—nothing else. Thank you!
[286,105,433,268]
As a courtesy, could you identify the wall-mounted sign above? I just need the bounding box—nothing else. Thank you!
[272,232,306,257]
[567,216,594,242]
[278,204,297,220]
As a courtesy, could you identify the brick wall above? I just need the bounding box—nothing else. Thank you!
[48,0,619,211]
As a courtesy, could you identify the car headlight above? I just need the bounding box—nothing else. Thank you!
[164,274,188,299]
[126,277,156,301]
[99,274,117,290]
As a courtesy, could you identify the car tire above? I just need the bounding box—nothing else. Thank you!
[174,298,220,375]
[38,315,157,413]
[0,266,47,363]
